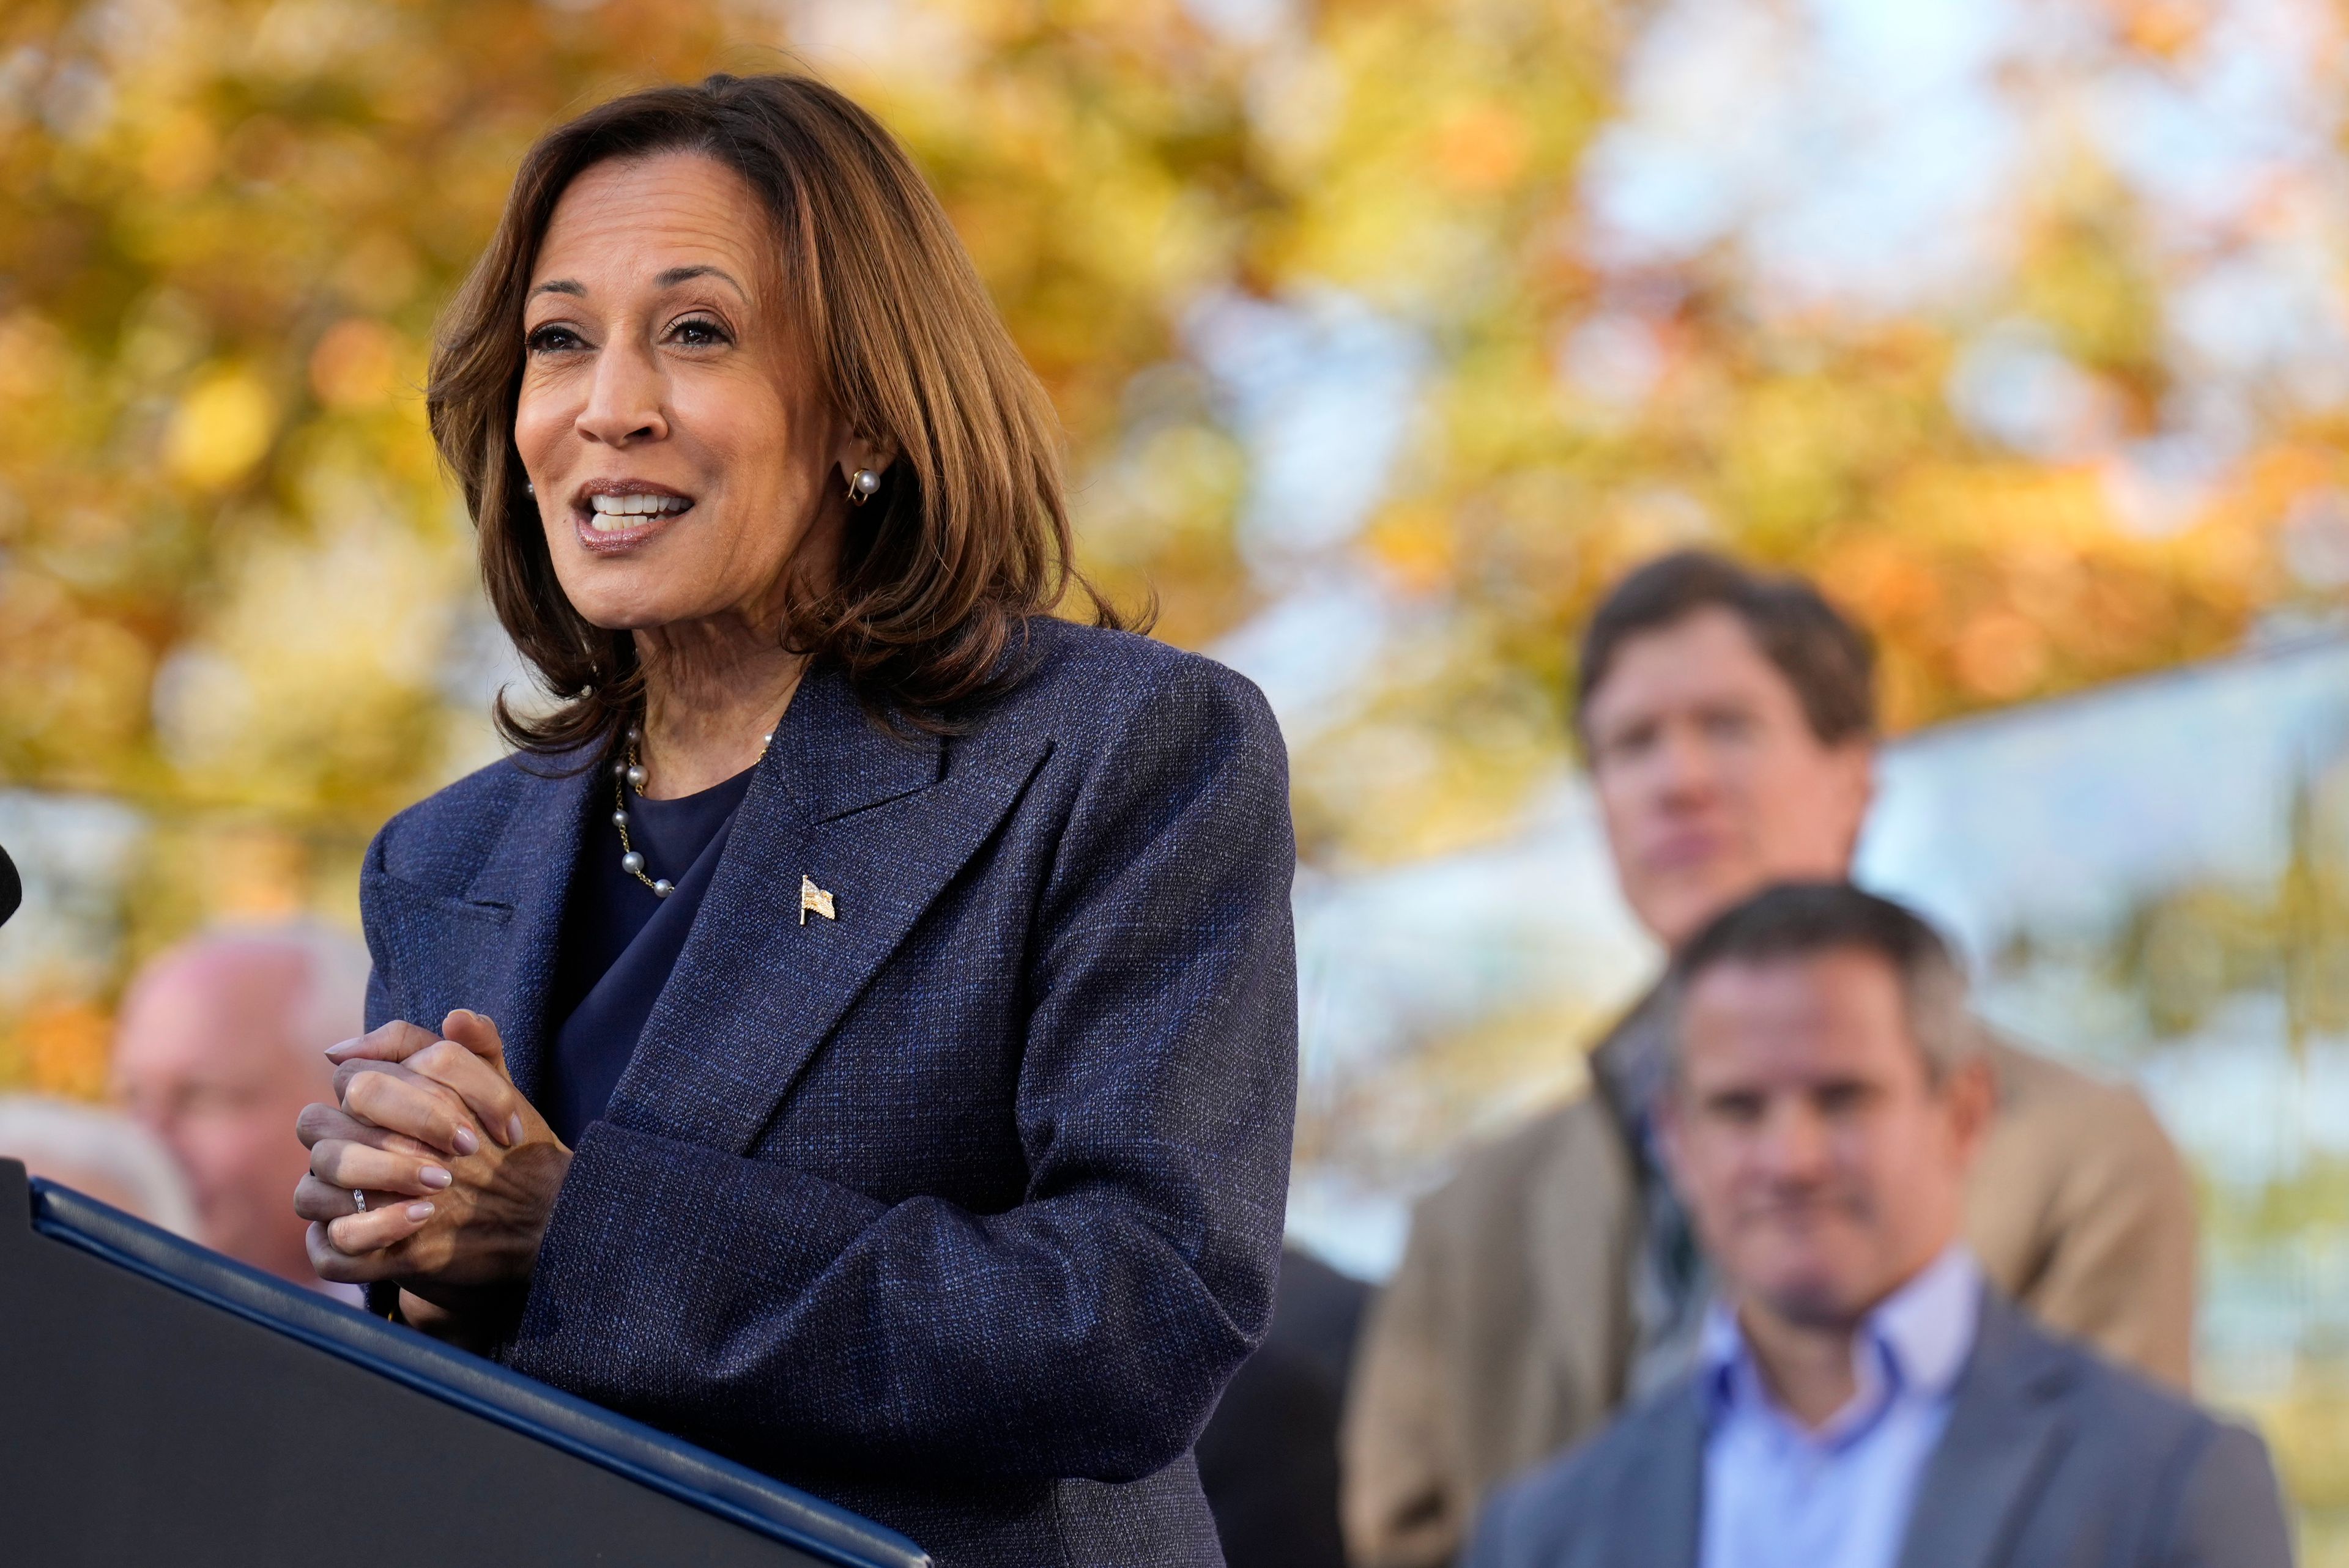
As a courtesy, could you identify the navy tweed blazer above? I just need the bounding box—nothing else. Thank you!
[358,619,1299,1567]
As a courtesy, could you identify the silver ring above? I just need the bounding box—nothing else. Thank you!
[352,1188,368,1213]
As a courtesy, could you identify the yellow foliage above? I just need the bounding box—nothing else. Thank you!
[1,13,2347,1537]
[308,319,405,411]
[0,0,2334,860]
[165,370,277,489]
[15,1001,113,1102]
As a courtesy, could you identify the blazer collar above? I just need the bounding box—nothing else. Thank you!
[1588,982,1672,1134]
[1701,1247,1984,1430]
[599,662,1047,1153]
[1894,1289,2079,1568]
[457,749,599,1102]
[1580,1287,2066,1568]
[1524,986,1664,1426]
[765,664,943,824]
[448,666,943,1100]
[1593,1383,1706,1568]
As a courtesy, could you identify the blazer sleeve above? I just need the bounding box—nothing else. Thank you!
[2010,1081,2199,1389]
[363,964,392,1032]
[503,657,1299,1484]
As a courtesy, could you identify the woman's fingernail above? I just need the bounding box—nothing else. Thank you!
[406,1202,434,1223]
[420,1166,453,1190]
[453,1128,480,1156]
[507,1114,525,1146]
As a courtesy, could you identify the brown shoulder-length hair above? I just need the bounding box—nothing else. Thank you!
[429,72,1126,755]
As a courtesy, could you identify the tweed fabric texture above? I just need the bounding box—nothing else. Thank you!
[359,620,1299,1567]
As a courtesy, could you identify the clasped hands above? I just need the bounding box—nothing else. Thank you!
[294,1009,572,1346]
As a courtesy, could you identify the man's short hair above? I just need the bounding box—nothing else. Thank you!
[1663,882,1978,1082]
[1573,550,1877,747]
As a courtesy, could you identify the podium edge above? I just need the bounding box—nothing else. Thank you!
[31,1182,930,1568]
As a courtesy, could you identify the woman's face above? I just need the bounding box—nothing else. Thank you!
[515,151,858,634]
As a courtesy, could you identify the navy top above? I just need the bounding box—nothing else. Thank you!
[544,763,757,1147]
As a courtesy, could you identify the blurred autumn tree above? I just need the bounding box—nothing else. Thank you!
[0,0,1300,989]
[0,0,1267,839]
[19,0,2349,1517]
[0,0,2340,901]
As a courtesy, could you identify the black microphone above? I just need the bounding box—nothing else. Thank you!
[0,843,18,930]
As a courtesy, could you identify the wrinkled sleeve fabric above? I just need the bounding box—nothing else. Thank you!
[502,659,1299,1484]
[2159,1422,2293,1568]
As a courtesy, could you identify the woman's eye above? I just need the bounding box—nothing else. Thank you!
[670,316,732,347]
[526,324,585,354]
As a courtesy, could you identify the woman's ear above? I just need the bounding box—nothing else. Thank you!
[834,435,896,489]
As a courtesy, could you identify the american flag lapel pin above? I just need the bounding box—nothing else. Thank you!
[800,875,837,926]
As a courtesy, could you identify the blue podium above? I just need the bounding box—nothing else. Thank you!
[0,1158,929,1567]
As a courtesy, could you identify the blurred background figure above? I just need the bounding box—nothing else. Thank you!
[0,1094,199,1236]
[1468,884,2289,1568]
[1197,1245,1373,1568]
[111,926,370,1295]
[1343,552,2198,1568]
[7,0,2349,1550]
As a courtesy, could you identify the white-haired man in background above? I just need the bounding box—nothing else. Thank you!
[113,926,371,1297]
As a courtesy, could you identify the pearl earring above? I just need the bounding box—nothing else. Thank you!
[845,467,882,506]
[524,480,535,495]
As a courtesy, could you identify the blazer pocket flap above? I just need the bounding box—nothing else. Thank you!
[362,868,516,925]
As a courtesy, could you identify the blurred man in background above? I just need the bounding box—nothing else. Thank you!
[113,926,371,1296]
[0,1094,199,1236]
[1468,884,2286,1568]
[1343,551,2198,1568]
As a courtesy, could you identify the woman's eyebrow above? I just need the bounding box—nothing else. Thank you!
[530,279,586,298]
[655,264,745,294]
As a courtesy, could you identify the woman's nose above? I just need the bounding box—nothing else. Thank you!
[574,341,669,448]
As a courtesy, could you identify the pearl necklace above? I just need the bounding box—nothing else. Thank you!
[610,725,772,899]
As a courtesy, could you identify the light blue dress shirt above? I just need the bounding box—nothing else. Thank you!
[1698,1246,1983,1568]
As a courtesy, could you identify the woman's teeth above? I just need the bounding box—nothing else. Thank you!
[586,493,691,531]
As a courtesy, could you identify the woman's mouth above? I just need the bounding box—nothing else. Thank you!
[572,487,696,553]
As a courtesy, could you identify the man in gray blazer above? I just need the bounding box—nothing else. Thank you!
[1345,552,2197,1568]
[1468,883,2290,1568]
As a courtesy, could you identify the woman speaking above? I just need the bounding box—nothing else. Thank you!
[291,74,1296,1566]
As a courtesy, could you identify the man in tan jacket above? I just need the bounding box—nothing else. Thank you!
[1340,551,2197,1568]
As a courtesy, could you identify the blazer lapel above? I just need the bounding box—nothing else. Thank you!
[1526,1089,1642,1441]
[457,756,597,1103]
[1596,1385,1705,1568]
[1526,986,1663,1446]
[603,670,1052,1154]
[1895,1292,2075,1568]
